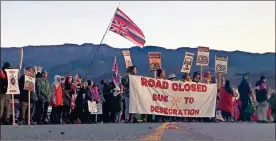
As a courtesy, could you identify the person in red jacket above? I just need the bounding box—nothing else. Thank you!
[50,75,63,124]
[219,80,237,122]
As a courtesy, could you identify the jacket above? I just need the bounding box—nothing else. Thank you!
[62,84,74,106]
[255,80,268,103]
[219,87,234,113]
[36,78,50,102]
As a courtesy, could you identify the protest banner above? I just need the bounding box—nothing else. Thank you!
[181,52,194,73]
[5,69,20,125]
[122,50,133,68]
[23,68,36,125]
[148,52,161,71]
[196,46,210,82]
[129,75,217,117]
[215,55,228,74]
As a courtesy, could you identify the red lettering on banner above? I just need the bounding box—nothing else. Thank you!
[171,83,207,92]
[141,77,148,86]
[152,94,168,102]
[184,97,194,104]
[150,106,200,116]
[141,77,169,89]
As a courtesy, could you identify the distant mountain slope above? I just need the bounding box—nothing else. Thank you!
[1,43,275,88]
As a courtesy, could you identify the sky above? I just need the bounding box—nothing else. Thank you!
[1,1,275,53]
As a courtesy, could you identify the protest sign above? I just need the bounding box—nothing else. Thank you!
[196,46,210,66]
[148,52,161,71]
[34,66,42,74]
[88,101,103,114]
[215,55,228,74]
[5,69,20,95]
[24,69,36,92]
[129,75,217,117]
[122,50,133,68]
[181,52,194,73]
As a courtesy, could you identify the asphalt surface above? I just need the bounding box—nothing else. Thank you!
[1,122,275,140]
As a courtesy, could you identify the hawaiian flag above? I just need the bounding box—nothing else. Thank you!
[112,56,123,94]
[109,8,146,47]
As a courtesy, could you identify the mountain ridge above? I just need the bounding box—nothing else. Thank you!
[1,43,275,88]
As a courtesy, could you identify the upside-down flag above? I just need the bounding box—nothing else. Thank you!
[109,8,146,47]
[112,56,123,96]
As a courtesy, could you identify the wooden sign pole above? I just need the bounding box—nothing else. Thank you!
[28,91,31,125]
[12,94,15,126]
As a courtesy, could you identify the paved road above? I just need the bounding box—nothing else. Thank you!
[1,122,275,140]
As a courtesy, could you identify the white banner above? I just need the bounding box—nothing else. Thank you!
[129,75,217,117]
[181,52,194,73]
[215,55,228,74]
[88,101,103,114]
[196,46,210,66]
[122,50,133,68]
[5,69,20,95]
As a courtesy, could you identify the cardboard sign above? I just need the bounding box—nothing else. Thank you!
[122,50,133,68]
[34,66,42,74]
[181,52,194,73]
[196,46,210,66]
[88,101,103,114]
[148,52,161,71]
[215,55,228,74]
[5,69,20,95]
[24,68,36,92]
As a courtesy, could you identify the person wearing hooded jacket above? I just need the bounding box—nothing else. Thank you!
[50,75,64,124]
[0,62,12,124]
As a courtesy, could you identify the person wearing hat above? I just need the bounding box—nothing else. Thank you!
[255,76,269,123]
[18,67,38,125]
[203,71,212,84]
[167,73,179,122]
[34,70,51,124]
[238,75,254,122]
[0,62,12,124]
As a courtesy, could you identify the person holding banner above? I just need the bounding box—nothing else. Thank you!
[155,68,166,122]
[192,72,201,83]
[18,67,38,125]
[122,65,137,123]
[0,62,12,125]
[182,73,192,82]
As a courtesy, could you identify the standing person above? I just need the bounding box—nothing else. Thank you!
[269,91,276,123]
[101,80,115,123]
[18,67,38,125]
[192,72,201,83]
[168,74,178,122]
[34,70,50,124]
[203,71,212,84]
[122,66,138,123]
[182,73,192,82]
[219,80,236,122]
[74,76,89,124]
[155,68,166,122]
[50,75,63,124]
[0,62,12,124]
[238,76,254,122]
[62,76,74,124]
[255,76,269,123]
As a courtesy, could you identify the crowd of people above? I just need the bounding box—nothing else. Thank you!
[0,61,275,125]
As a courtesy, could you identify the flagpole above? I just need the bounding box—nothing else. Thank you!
[84,3,120,79]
